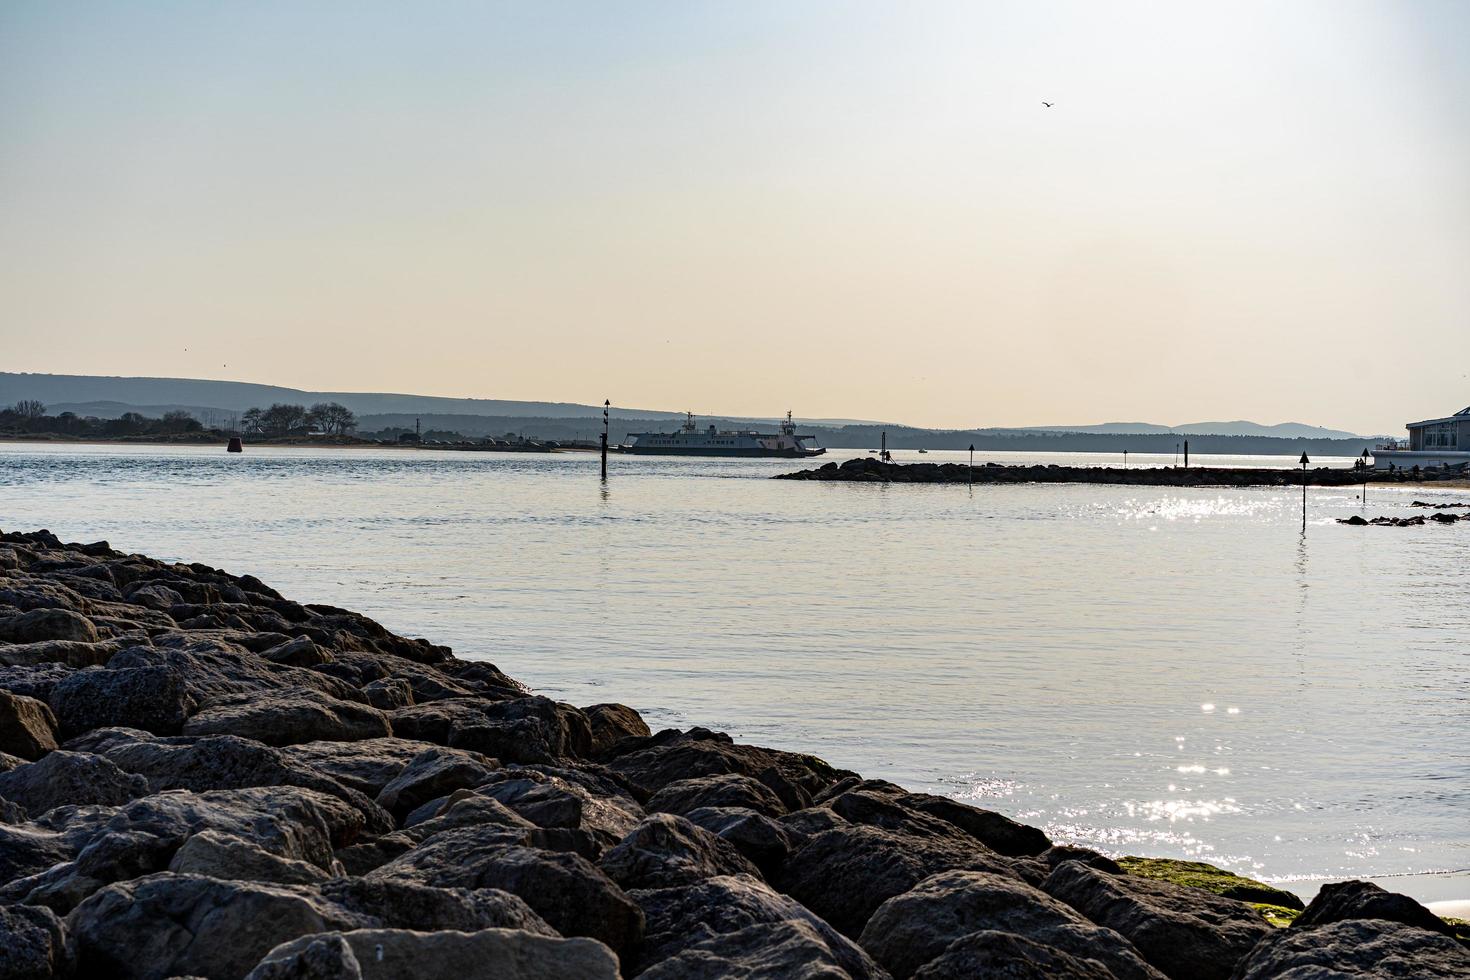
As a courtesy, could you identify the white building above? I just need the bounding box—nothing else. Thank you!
[1374,406,1470,470]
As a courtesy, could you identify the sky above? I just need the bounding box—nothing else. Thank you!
[2,1,1467,433]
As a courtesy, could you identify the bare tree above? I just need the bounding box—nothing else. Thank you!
[307,402,356,436]
[11,400,45,419]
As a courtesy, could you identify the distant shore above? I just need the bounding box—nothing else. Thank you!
[776,457,1465,488]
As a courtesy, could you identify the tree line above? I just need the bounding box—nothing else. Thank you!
[0,401,204,437]
[240,402,357,437]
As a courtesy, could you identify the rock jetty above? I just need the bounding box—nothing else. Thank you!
[777,457,1455,487]
[0,527,1465,979]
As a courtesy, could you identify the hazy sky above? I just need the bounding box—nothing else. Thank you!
[2,1,1467,431]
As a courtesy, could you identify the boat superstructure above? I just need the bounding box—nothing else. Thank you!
[624,411,825,458]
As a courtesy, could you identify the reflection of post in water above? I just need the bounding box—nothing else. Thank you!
[600,399,610,482]
[1293,527,1310,680]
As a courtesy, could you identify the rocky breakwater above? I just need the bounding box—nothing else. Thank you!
[0,527,1465,980]
[777,456,1447,487]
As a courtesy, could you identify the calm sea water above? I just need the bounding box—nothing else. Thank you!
[1,443,1465,902]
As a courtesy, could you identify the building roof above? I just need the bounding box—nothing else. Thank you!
[1407,408,1470,428]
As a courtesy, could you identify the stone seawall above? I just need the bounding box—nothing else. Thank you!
[0,528,1464,979]
[776,457,1455,487]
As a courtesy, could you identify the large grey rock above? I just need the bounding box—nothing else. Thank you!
[374,746,499,819]
[600,813,761,889]
[0,821,74,888]
[67,872,372,980]
[48,665,198,738]
[183,687,392,746]
[472,768,643,849]
[168,829,332,885]
[100,733,395,834]
[1042,861,1269,980]
[319,876,555,935]
[0,900,75,980]
[280,738,439,797]
[361,677,414,710]
[387,696,590,764]
[0,639,123,669]
[10,786,363,911]
[582,702,651,757]
[605,728,852,810]
[242,932,361,980]
[630,873,885,979]
[647,773,789,818]
[1291,878,1457,937]
[1233,917,1470,979]
[247,928,620,980]
[261,635,332,667]
[0,690,58,760]
[0,607,99,643]
[639,919,880,980]
[400,792,537,841]
[819,786,1048,860]
[684,806,794,876]
[913,930,1118,980]
[0,750,148,814]
[775,821,1018,937]
[857,870,1161,980]
[368,828,644,960]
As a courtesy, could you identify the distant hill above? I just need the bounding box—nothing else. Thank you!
[0,372,883,427]
[1026,420,1368,439]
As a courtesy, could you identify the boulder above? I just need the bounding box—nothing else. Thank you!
[0,690,58,760]
[374,746,499,819]
[261,635,333,668]
[48,665,198,738]
[0,607,99,643]
[361,678,414,710]
[168,829,333,885]
[243,932,361,980]
[0,639,122,668]
[10,786,363,911]
[183,687,392,746]
[1043,845,1123,875]
[1233,917,1470,979]
[899,792,1050,857]
[639,919,880,980]
[600,813,761,889]
[819,786,1047,862]
[67,872,371,980]
[776,822,1019,936]
[1042,861,1270,980]
[0,901,75,980]
[582,702,651,757]
[0,821,74,888]
[401,793,538,841]
[684,806,794,876]
[334,833,416,876]
[389,696,590,764]
[647,773,789,818]
[101,734,395,834]
[319,876,555,935]
[280,738,439,797]
[606,728,851,810]
[1116,857,1303,910]
[368,829,644,960]
[630,873,884,979]
[0,750,149,814]
[912,930,1118,980]
[472,769,643,848]
[246,928,620,980]
[1291,878,1455,936]
[857,870,1161,980]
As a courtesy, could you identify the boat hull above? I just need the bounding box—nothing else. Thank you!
[624,446,825,458]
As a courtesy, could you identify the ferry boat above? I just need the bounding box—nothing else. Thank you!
[624,412,825,458]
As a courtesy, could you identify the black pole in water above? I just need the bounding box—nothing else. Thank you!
[1361,448,1370,509]
[600,399,609,481]
[1300,452,1310,531]
[1123,449,1128,469]
[968,443,974,486]
[1183,440,1189,468]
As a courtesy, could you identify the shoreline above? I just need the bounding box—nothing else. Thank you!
[0,528,1465,977]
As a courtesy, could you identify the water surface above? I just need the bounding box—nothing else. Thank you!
[1,443,1464,901]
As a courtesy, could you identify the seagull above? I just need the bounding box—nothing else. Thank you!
[1042,101,1054,108]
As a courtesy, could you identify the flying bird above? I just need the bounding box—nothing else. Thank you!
[1042,101,1054,107]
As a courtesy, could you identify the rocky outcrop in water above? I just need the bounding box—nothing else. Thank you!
[0,527,1463,979]
[777,457,1456,487]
